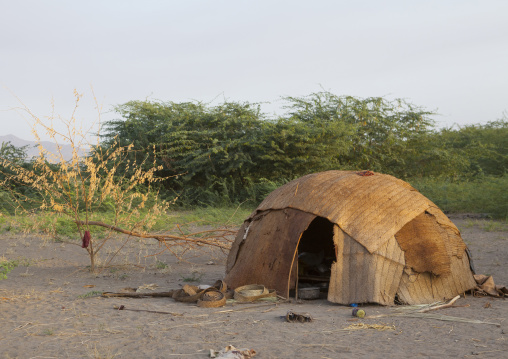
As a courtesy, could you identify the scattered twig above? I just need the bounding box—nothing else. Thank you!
[343,323,396,331]
[402,313,501,327]
[12,322,32,332]
[102,291,176,298]
[367,296,500,326]
[262,306,277,313]
[75,220,235,250]
[287,232,303,299]
[113,305,182,316]
[213,303,279,314]
[416,295,460,313]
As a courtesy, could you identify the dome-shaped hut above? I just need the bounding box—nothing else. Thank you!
[225,171,476,305]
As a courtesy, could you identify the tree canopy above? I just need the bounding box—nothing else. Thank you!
[96,92,507,206]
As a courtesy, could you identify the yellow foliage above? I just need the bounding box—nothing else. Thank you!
[0,89,175,272]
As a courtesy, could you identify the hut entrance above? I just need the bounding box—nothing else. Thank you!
[297,217,335,298]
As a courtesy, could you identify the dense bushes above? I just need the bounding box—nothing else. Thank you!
[99,92,507,217]
[0,141,41,214]
[101,93,436,203]
[3,92,506,218]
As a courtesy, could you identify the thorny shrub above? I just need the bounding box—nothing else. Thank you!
[0,90,173,272]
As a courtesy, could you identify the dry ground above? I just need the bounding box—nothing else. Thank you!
[0,217,507,359]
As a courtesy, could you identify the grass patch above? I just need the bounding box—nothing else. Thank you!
[0,258,18,280]
[460,219,508,232]
[155,260,167,269]
[0,213,15,233]
[77,290,104,299]
[410,175,508,219]
[481,220,507,232]
[0,205,253,238]
[180,271,203,282]
[40,329,55,336]
[163,205,254,228]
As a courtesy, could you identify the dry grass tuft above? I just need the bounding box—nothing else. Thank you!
[343,323,396,331]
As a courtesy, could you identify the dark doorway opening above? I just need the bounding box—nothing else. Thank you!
[297,217,335,298]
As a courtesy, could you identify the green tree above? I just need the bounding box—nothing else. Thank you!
[403,117,508,179]
[0,142,32,213]
[281,92,436,177]
[0,141,29,164]
[100,92,443,204]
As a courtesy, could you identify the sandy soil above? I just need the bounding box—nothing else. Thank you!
[0,218,507,359]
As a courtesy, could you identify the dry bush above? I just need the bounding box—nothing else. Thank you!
[0,90,172,271]
[1,90,238,272]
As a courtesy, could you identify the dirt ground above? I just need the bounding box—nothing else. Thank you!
[0,217,507,359]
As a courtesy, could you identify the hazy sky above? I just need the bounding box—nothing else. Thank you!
[1,0,507,141]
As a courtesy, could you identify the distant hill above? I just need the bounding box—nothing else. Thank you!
[0,134,88,162]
